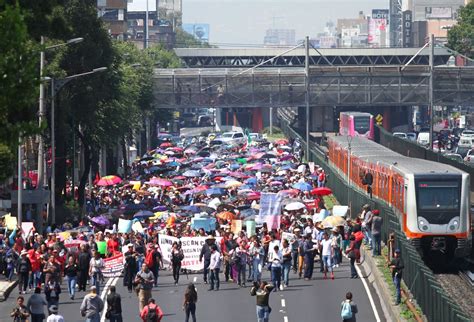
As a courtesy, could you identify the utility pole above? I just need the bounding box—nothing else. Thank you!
[429,34,434,150]
[50,78,56,225]
[305,36,310,160]
[18,135,23,227]
[37,36,45,232]
[144,0,149,49]
[269,92,273,135]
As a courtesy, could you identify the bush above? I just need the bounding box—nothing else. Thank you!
[0,143,14,182]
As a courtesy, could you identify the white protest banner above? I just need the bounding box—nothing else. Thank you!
[103,253,124,278]
[281,232,295,242]
[118,219,132,233]
[259,192,283,230]
[21,222,34,240]
[309,162,315,174]
[132,221,144,233]
[158,234,179,267]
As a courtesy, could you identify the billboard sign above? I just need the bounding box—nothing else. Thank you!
[402,10,413,47]
[372,9,389,20]
[425,7,452,19]
[183,23,210,42]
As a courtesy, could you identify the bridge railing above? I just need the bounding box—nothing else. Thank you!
[279,119,471,322]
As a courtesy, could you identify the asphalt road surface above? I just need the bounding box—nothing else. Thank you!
[0,259,380,322]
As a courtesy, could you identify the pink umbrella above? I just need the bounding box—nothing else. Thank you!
[270,181,283,186]
[96,175,122,186]
[148,178,173,187]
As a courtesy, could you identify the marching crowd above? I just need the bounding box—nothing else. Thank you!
[0,134,402,322]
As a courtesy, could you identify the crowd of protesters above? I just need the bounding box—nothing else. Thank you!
[0,134,395,322]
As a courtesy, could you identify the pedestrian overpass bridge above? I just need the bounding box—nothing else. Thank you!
[153,65,474,109]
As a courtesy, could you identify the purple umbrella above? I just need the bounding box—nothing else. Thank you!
[90,215,109,227]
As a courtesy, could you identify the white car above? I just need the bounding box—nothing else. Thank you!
[393,132,407,139]
[220,131,246,145]
[406,132,417,141]
[460,129,474,138]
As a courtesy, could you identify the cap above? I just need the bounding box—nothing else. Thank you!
[49,305,58,314]
[90,285,97,291]
[127,243,134,248]
[20,250,28,255]
[373,210,380,215]
[293,228,301,232]
[395,248,401,253]
[206,235,215,240]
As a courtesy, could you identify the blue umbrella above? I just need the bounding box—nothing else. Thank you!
[292,182,313,191]
[206,188,226,197]
[180,205,201,213]
[153,205,168,212]
[183,170,201,177]
[133,210,155,219]
[245,177,257,185]
[90,215,109,227]
[229,163,240,170]
[123,203,147,212]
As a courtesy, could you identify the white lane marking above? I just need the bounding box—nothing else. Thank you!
[281,299,286,307]
[193,276,197,282]
[355,264,381,322]
[100,277,119,322]
[284,316,289,322]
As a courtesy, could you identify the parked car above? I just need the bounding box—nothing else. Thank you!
[455,146,470,158]
[393,132,407,139]
[417,132,430,147]
[406,132,417,141]
[460,129,474,138]
[464,149,474,164]
[220,131,245,145]
[249,132,264,142]
[443,153,463,163]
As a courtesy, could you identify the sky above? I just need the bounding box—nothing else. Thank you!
[181,0,388,45]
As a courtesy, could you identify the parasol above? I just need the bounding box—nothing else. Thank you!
[96,175,122,186]
[217,211,235,221]
[310,187,333,196]
[321,215,346,228]
[285,202,306,211]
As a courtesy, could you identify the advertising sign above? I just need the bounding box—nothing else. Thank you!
[425,7,452,19]
[402,10,413,48]
[183,24,210,42]
[103,254,124,278]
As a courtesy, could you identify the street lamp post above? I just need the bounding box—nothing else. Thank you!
[36,37,83,232]
[48,67,107,225]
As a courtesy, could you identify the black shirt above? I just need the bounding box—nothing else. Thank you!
[390,257,404,279]
[64,264,78,277]
[107,292,122,314]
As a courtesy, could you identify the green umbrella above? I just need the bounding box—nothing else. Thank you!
[237,158,247,164]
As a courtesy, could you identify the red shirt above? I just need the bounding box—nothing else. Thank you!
[140,303,163,321]
[107,238,120,255]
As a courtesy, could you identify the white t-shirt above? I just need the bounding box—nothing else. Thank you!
[321,239,332,256]
[47,314,65,322]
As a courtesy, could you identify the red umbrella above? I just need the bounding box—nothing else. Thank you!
[217,211,235,221]
[275,139,289,145]
[160,142,173,148]
[96,175,122,186]
[310,187,333,196]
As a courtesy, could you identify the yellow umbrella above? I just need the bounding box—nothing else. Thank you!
[321,216,346,228]
[225,181,243,188]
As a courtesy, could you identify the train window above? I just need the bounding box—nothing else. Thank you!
[416,180,460,211]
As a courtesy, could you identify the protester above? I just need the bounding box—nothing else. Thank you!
[341,291,358,322]
[345,235,359,279]
[78,245,91,292]
[11,296,30,322]
[123,244,138,293]
[46,305,64,322]
[26,287,48,322]
[389,249,404,305]
[89,250,104,295]
[199,236,215,284]
[281,239,292,288]
[321,232,335,280]
[17,250,31,294]
[106,285,122,322]
[64,256,78,300]
[170,242,184,285]
[80,286,104,322]
[269,245,282,291]
[183,283,198,322]
[208,244,221,291]
[250,281,274,322]
[135,263,155,312]
[371,210,383,256]
[139,298,163,322]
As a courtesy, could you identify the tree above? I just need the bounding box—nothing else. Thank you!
[0,3,40,180]
[448,3,474,59]
[175,27,213,48]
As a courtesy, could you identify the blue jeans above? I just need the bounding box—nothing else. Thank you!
[363,228,372,246]
[67,276,77,298]
[29,271,41,289]
[282,262,291,286]
[271,266,281,290]
[85,313,100,322]
[322,255,332,272]
[109,313,123,322]
[252,258,261,282]
[372,234,381,256]
[90,273,100,295]
[256,305,270,322]
[393,275,401,304]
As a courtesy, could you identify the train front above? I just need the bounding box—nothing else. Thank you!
[408,173,472,258]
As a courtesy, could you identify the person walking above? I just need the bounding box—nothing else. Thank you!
[77,245,91,292]
[281,239,292,288]
[389,249,404,305]
[208,245,221,291]
[345,235,359,279]
[145,245,163,287]
[321,232,334,280]
[26,287,48,322]
[250,281,274,322]
[302,234,316,280]
[235,240,249,287]
[199,236,214,284]
[89,250,104,295]
[139,298,163,322]
[371,210,383,256]
[80,286,104,322]
[106,285,122,322]
[249,240,264,283]
[123,244,138,293]
[135,263,155,312]
[64,256,78,300]
[17,250,31,294]
[183,283,198,322]
[11,296,30,322]
[46,305,64,322]
[269,245,282,291]
[170,242,184,285]
[340,292,358,322]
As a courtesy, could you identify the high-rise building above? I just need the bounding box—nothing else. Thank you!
[337,11,369,47]
[97,0,128,39]
[263,29,296,46]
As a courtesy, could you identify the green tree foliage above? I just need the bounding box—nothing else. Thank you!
[0,3,40,180]
[448,3,474,58]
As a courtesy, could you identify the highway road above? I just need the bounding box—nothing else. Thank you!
[0,259,381,322]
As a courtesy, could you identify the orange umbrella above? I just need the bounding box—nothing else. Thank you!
[217,211,235,221]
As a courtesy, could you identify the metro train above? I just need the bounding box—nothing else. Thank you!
[339,112,374,140]
[328,136,472,258]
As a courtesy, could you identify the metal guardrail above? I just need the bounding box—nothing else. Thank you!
[280,120,472,322]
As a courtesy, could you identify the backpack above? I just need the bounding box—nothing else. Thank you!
[145,251,154,268]
[146,305,158,322]
[341,301,352,320]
